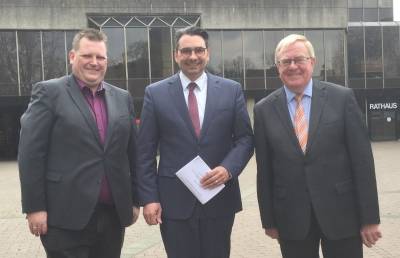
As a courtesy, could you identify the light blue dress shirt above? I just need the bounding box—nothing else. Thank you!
[284,79,313,132]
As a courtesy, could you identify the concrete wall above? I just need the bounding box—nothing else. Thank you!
[0,0,347,30]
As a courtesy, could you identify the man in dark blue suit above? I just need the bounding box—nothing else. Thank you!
[136,26,254,258]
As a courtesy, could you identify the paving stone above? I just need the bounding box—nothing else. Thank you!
[1,141,398,257]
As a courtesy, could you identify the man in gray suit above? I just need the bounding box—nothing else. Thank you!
[18,29,139,258]
[136,26,253,258]
[254,34,382,258]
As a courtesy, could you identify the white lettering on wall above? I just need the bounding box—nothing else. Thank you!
[369,103,398,110]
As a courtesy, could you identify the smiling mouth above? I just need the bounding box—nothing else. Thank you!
[86,69,101,73]
[191,61,204,65]
[287,73,302,77]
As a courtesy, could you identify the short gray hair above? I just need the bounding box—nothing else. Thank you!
[275,34,315,64]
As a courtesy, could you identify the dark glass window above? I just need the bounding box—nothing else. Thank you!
[348,0,363,22]
[150,27,172,83]
[349,8,363,22]
[102,27,126,89]
[207,31,223,76]
[305,30,324,80]
[223,31,243,86]
[365,26,383,89]
[379,8,393,21]
[383,26,400,88]
[264,31,283,89]
[348,27,365,89]
[243,31,265,90]
[86,14,200,117]
[0,31,18,96]
[364,0,379,21]
[364,8,379,22]
[126,27,149,108]
[324,30,345,86]
[18,31,42,95]
[42,31,66,80]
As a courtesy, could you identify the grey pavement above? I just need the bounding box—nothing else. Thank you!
[1,141,399,257]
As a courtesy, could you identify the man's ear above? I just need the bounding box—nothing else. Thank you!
[68,50,75,65]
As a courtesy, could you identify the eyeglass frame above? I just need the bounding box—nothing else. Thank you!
[177,47,208,57]
[276,56,312,67]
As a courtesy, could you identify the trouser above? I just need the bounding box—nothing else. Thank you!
[160,202,235,258]
[279,209,363,258]
[41,204,124,258]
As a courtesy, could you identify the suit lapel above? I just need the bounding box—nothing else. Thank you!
[200,74,219,139]
[272,88,303,154]
[307,80,327,152]
[167,74,199,140]
[65,75,102,146]
[103,83,116,150]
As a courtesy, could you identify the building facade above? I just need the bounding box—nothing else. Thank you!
[0,0,398,158]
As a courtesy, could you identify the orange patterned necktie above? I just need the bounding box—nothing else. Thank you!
[294,94,308,153]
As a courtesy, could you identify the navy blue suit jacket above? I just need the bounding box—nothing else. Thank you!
[137,73,254,219]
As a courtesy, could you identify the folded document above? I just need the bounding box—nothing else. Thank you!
[176,156,225,204]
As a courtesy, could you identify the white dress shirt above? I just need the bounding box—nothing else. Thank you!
[180,71,208,128]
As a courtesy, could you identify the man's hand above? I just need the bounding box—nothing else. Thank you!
[143,202,162,225]
[131,206,140,224]
[265,228,279,239]
[27,211,48,236]
[201,166,231,189]
[360,224,382,247]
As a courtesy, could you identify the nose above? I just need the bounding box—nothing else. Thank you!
[89,56,98,65]
[188,50,198,59]
[287,60,298,69]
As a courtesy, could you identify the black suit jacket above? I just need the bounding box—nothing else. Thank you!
[254,80,380,240]
[136,73,254,219]
[18,75,138,230]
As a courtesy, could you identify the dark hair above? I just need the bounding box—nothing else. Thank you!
[71,28,108,51]
[175,26,209,50]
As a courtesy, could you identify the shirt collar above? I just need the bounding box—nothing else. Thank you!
[284,79,313,103]
[179,71,207,91]
[74,75,104,94]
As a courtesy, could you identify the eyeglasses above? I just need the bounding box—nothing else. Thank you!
[277,56,311,67]
[178,47,207,56]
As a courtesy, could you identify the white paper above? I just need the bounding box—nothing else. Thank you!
[175,156,225,204]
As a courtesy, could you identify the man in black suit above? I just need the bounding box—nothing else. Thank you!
[254,34,382,258]
[18,29,139,258]
[136,26,254,258]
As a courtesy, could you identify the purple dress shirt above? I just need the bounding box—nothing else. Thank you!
[76,77,113,205]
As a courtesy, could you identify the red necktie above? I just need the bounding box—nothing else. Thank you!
[294,94,308,153]
[188,82,201,138]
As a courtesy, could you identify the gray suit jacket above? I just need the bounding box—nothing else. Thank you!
[18,75,138,230]
[136,73,254,219]
[254,80,380,240]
